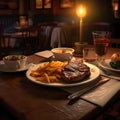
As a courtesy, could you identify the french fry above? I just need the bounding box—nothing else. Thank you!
[30,61,68,83]
[30,71,43,77]
[48,76,59,82]
[36,77,47,82]
[44,73,50,83]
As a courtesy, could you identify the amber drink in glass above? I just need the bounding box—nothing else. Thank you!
[94,38,110,62]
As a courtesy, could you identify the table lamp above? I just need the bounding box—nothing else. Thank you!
[74,5,87,56]
[76,5,86,43]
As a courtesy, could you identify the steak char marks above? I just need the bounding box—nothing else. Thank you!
[62,61,90,83]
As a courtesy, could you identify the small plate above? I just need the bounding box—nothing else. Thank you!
[26,62,100,87]
[0,63,32,72]
[98,59,120,72]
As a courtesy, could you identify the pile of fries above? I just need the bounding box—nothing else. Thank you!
[30,61,68,83]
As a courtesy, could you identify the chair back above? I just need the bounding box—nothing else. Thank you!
[0,25,8,59]
[21,25,45,55]
[0,36,12,59]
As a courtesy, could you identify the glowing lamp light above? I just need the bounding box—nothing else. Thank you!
[76,5,86,18]
[114,3,118,11]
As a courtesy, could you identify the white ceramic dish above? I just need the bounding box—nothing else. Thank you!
[26,62,100,87]
[0,63,32,72]
[98,59,120,72]
[51,47,74,61]
[3,55,27,69]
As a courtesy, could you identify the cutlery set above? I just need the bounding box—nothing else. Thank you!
[68,78,110,101]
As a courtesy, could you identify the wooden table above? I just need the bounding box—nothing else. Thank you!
[0,47,119,120]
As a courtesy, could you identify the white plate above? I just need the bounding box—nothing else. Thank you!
[0,63,32,72]
[26,62,100,87]
[98,59,120,72]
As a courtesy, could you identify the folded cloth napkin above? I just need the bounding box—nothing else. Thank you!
[35,50,53,58]
[62,78,120,107]
[81,79,120,107]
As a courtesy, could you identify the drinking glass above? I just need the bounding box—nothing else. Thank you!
[93,31,110,62]
[83,48,96,63]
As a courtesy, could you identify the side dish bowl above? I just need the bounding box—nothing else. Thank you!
[51,47,74,61]
[3,55,27,69]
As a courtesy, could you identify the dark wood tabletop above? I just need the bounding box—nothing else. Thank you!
[0,47,119,120]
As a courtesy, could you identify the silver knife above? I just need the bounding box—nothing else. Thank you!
[68,78,110,100]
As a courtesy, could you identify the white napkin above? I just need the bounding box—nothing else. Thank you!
[81,79,120,107]
[35,50,53,58]
[62,79,120,107]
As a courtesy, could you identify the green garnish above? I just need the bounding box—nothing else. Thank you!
[110,60,120,69]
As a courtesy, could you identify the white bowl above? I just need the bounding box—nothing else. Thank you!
[3,55,27,69]
[51,47,74,61]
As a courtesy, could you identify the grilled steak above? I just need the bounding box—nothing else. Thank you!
[62,61,90,83]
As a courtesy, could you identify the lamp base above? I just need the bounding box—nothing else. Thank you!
[74,42,87,57]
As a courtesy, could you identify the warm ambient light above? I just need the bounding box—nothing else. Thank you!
[76,5,86,18]
[19,16,27,27]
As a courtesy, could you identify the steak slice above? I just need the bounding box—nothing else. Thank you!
[62,61,90,83]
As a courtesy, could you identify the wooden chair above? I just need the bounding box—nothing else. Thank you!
[0,25,46,58]
[20,25,45,55]
[0,24,27,59]
[0,25,12,59]
[0,35,14,59]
